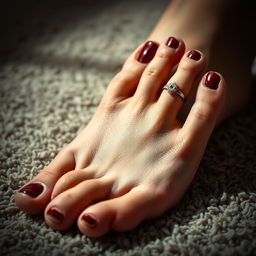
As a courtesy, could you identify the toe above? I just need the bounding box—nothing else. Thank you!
[15,147,75,214]
[44,177,113,231]
[100,41,159,107]
[51,168,96,199]
[78,187,159,237]
[181,71,226,158]
[157,49,206,123]
[132,36,185,105]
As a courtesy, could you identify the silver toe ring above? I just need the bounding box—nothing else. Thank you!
[163,82,185,102]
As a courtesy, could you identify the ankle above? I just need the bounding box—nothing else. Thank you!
[173,0,232,14]
[149,0,230,47]
[172,1,226,39]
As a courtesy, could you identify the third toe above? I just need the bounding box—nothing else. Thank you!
[44,177,113,230]
[157,49,206,120]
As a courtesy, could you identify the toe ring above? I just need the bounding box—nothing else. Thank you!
[163,82,185,102]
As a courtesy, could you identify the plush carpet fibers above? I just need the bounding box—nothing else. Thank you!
[0,0,256,255]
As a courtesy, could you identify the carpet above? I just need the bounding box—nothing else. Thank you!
[1,0,256,255]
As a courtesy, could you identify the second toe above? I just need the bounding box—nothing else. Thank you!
[44,177,113,230]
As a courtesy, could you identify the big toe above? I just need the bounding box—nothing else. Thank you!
[15,147,75,214]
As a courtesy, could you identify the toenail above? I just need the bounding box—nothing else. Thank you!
[47,208,64,223]
[204,72,220,90]
[137,41,158,63]
[187,50,201,61]
[18,182,45,198]
[82,214,97,228]
[166,37,179,49]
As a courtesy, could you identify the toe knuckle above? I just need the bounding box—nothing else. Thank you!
[58,145,75,159]
[194,110,207,121]
[41,169,56,179]
[62,191,74,202]
[112,72,131,86]
[123,61,139,73]
[59,171,75,184]
[179,61,197,73]
[127,100,146,118]
[193,104,214,122]
[99,98,120,113]
[144,66,160,78]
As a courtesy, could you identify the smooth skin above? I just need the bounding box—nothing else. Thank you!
[15,37,226,237]
[16,0,255,238]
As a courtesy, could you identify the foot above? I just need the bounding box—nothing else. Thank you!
[15,37,226,237]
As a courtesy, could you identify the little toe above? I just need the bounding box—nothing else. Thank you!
[15,147,75,214]
[157,49,206,123]
[181,71,226,158]
[132,36,185,105]
[45,177,113,231]
[78,187,159,237]
[101,41,159,106]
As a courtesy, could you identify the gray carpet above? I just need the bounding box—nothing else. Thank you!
[1,0,256,255]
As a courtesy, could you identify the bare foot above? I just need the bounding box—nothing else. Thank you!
[15,37,226,237]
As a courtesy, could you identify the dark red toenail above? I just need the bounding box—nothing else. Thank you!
[166,37,179,49]
[187,50,201,61]
[137,41,158,63]
[47,208,64,223]
[204,72,220,90]
[18,183,44,198]
[82,214,97,228]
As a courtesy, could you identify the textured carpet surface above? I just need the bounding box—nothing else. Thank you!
[1,1,256,255]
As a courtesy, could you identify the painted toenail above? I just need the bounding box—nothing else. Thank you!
[187,50,201,61]
[137,41,158,63]
[18,183,44,198]
[204,72,220,90]
[82,214,97,228]
[47,208,64,223]
[166,37,179,49]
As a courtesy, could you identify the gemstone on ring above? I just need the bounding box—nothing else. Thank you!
[163,82,185,101]
[166,82,178,93]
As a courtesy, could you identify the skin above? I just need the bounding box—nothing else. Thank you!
[15,0,254,237]
[148,0,254,124]
[15,38,226,237]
